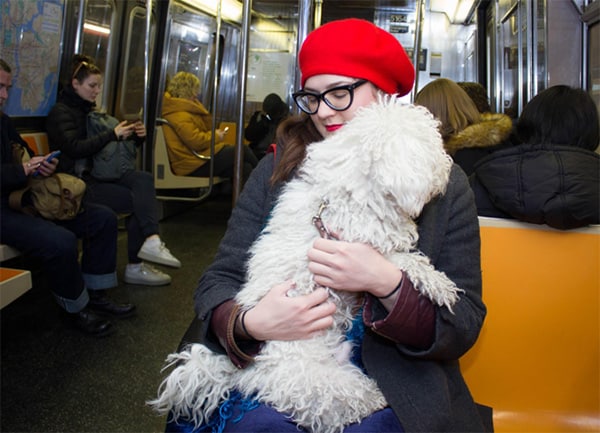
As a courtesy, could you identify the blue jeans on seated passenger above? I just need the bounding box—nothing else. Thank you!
[165,404,404,433]
[0,201,118,312]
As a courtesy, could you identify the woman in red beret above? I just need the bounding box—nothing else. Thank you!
[156,18,489,433]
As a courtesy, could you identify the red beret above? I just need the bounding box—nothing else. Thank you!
[299,19,415,96]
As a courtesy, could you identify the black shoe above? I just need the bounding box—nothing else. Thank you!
[70,308,114,337]
[88,293,136,318]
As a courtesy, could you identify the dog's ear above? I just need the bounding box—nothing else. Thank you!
[302,99,452,217]
[360,101,453,217]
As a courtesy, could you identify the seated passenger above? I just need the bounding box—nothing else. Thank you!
[0,58,134,336]
[457,81,492,113]
[244,93,289,159]
[153,19,489,433]
[46,55,179,287]
[415,78,513,176]
[470,85,600,230]
[161,71,258,184]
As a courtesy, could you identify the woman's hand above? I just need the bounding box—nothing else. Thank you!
[114,120,136,140]
[307,238,402,298]
[215,128,227,142]
[132,121,146,138]
[23,154,58,177]
[243,280,336,342]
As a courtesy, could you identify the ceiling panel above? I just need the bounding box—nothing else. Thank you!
[251,0,419,22]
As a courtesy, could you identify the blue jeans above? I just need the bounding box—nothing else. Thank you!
[0,201,118,312]
[85,170,160,263]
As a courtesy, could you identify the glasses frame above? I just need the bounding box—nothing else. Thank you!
[292,79,368,115]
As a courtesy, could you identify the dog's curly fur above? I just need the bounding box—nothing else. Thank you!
[149,96,462,433]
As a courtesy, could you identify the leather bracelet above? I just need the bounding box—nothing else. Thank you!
[240,309,256,340]
[378,278,402,299]
[226,303,241,349]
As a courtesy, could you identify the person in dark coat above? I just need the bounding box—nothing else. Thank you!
[0,58,134,336]
[244,93,289,159]
[46,55,179,287]
[470,85,599,230]
[160,19,489,433]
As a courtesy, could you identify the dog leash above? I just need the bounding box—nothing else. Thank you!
[312,198,334,239]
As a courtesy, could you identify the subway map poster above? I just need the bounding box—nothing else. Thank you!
[1,0,65,116]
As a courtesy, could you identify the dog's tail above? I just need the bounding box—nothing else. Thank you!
[147,343,237,428]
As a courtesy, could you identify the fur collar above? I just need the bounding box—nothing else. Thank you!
[445,112,513,155]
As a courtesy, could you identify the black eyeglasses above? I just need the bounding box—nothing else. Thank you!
[292,79,368,115]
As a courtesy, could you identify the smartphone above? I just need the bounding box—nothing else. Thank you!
[33,150,61,177]
[123,108,143,124]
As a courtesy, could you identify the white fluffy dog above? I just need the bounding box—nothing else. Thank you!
[150,96,462,433]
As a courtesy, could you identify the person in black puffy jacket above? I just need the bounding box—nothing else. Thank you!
[470,85,599,230]
[46,55,180,287]
[244,93,289,159]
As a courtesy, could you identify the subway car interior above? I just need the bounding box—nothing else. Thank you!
[1,0,599,432]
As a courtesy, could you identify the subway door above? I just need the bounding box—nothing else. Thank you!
[112,0,159,171]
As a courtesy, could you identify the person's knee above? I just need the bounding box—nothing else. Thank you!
[42,230,79,259]
[91,204,118,230]
[129,170,155,191]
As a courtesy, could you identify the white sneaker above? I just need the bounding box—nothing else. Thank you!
[137,238,181,268]
[124,263,172,286]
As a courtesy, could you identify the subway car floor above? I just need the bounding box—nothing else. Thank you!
[1,194,233,432]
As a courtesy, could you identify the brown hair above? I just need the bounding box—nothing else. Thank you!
[270,114,323,185]
[457,81,491,113]
[415,78,481,142]
[71,54,101,82]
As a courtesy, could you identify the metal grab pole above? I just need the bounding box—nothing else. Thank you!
[74,0,85,52]
[410,0,424,103]
[232,0,252,205]
[207,1,224,198]
[295,0,313,95]
[143,0,152,169]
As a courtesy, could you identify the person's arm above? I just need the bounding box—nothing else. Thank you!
[244,111,269,142]
[397,166,486,360]
[363,276,435,349]
[307,235,437,349]
[209,300,263,368]
[167,112,215,154]
[46,103,114,159]
[1,114,36,192]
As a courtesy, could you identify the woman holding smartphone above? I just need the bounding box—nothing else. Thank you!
[46,55,180,288]
[161,71,258,186]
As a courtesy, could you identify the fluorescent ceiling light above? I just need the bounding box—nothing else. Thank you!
[186,0,243,22]
[454,0,476,23]
[430,0,476,24]
[83,22,110,35]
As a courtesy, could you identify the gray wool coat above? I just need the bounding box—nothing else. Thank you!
[193,149,491,432]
